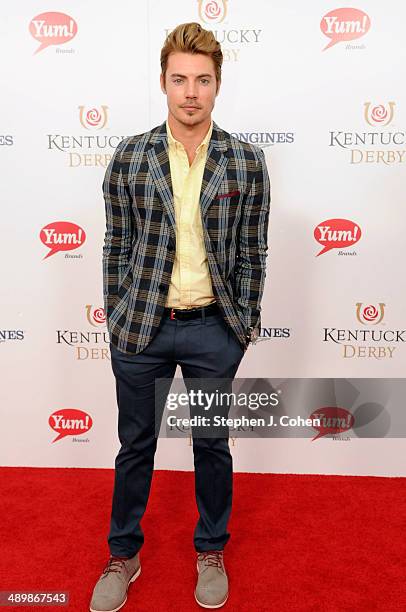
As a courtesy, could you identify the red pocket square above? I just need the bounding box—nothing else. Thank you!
[215,190,240,199]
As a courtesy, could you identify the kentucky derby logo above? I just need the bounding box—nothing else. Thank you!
[328,102,403,164]
[364,102,395,127]
[47,106,123,168]
[86,305,106,327]
[56,304,109,360]
[198,0,227,23]
[356,303,385,325]
[79,106,108,130]
[323,302,404,359]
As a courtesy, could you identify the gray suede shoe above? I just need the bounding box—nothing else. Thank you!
[89,553,141,612]
[195,550,228,608]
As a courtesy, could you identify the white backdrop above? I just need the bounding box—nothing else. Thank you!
[1,1,405,476]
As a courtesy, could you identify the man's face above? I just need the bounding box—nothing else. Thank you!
[160,52,219,128]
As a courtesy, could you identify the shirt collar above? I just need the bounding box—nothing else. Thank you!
[166,119,213,154]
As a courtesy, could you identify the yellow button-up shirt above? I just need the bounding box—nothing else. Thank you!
[165,119,216,309]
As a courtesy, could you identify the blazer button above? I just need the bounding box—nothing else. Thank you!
[159,284,165,291]
[168,244,174,252]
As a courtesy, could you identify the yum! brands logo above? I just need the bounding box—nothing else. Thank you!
[49,409,92,443]
[323,303,405,360]
[329,102,406,165]
[40,221,86,259]
[56,305,109,361]
[314,218,361,256]
[29,12,77,55]
[320,7,370,51]
[310,407,354,441]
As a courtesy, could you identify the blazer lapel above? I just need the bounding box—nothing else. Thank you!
[199,121,228,219]
[146,122,176,241]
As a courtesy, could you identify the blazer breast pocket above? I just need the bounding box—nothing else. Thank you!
[215,189,240,200]
[207,189,242,238]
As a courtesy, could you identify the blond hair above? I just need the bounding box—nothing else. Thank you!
[160,22,223,87]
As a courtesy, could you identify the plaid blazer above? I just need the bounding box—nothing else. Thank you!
[102,120,270,355]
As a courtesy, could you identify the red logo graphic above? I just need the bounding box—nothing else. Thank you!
[356,303,385,325]
[86,109,101,127]
[86,305,106,326]
[371,106,387,123]
[320,8,370,51]
[79,106,109,130]
[40,221,86,259]
[364,102,395,127]
[310,407,354,441]
[362,305,378,322]
[205,1,221,20]
[92,308,105,324]
[198,0,227,24]
[29,12,78,54]
[49,409,93,443]
[314,218,361,256]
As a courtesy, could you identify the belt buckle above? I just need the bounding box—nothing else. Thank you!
[170,308,176,320]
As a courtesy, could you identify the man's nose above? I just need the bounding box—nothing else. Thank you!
[185,81,198,98]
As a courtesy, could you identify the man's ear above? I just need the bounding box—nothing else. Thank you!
[215,79,221,96]
[160,73,167,95]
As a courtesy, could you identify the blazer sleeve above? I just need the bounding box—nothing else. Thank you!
[234,148,271,339]
[102,138,133,307]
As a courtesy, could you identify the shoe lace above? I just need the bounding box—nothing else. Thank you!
[102,556,128,576]
[197,550,224,569]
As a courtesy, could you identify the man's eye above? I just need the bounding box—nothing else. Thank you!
[173,79,183,84]
[201,79,209,84]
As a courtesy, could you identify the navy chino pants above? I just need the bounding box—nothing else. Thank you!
[107,306,245,556]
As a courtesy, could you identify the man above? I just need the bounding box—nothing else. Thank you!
[90,22,270,612]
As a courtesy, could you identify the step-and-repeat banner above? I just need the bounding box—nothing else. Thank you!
[1,1,405,476]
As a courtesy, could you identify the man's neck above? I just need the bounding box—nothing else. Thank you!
[167,114,212,150]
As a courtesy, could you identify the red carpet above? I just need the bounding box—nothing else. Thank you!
[0,467,405,611]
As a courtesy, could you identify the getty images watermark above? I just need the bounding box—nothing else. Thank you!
[164,388,318,429]
[154,378,325,439]
[154,378,406,440]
